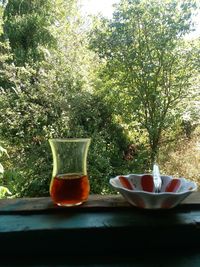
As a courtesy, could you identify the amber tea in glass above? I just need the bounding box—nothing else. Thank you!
[49,138,91,206]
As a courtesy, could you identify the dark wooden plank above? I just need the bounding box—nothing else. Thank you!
[0,194,200,264]
[1,250,200,267]
[0,207,200,257]
[0,192,200,213]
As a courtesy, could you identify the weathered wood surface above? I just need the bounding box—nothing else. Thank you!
[0,192,200,213]
[0,193,200,266]
[0,194,128,213]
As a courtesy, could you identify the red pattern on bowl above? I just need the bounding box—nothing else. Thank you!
[109,174,197,209]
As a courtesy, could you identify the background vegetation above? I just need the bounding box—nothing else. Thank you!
[0,0,199,198]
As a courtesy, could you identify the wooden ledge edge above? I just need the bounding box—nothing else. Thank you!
[0,192,199,213]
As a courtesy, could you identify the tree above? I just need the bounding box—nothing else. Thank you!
[0,0,93,196]
[89,0,200,165]
[0,0,124,197]
[2,0,57,65]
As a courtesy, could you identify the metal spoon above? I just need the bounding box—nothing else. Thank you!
[152,163,162,193]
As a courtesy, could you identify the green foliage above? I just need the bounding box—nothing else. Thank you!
[89,0,200,165]
[3,0,57,65]
[0,0,199,198]
[0,0,131,197]
[0,186,11,198]
[0,144,6,175]
[0,143,9,177]
[66,92,132,194]
[0,143,11,198]
[159,126,200,183]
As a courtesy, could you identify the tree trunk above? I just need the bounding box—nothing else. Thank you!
[149,134,160,167]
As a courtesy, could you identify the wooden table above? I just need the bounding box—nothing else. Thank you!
[0,193,200,266]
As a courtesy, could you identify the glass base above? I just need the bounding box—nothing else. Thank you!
[57,201,83,207]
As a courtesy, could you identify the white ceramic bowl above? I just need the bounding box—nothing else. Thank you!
[109,174,197,209]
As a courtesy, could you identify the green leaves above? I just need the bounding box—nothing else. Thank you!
[0,0,199,197]
[3,0,57,65]
[0,144,8,175]
[0,144,8,157]
[0,186,12,198]
[0,0,122,197]
[0,144,11,199]
[89,0,199,164]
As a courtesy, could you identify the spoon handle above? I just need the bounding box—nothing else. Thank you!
[153,163,162,193]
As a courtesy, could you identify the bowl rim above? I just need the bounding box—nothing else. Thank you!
[109,174,197,196]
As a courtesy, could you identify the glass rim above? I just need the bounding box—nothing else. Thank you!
[49,138,91,142]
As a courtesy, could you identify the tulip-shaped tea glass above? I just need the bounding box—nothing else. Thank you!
[49,138,91,206]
